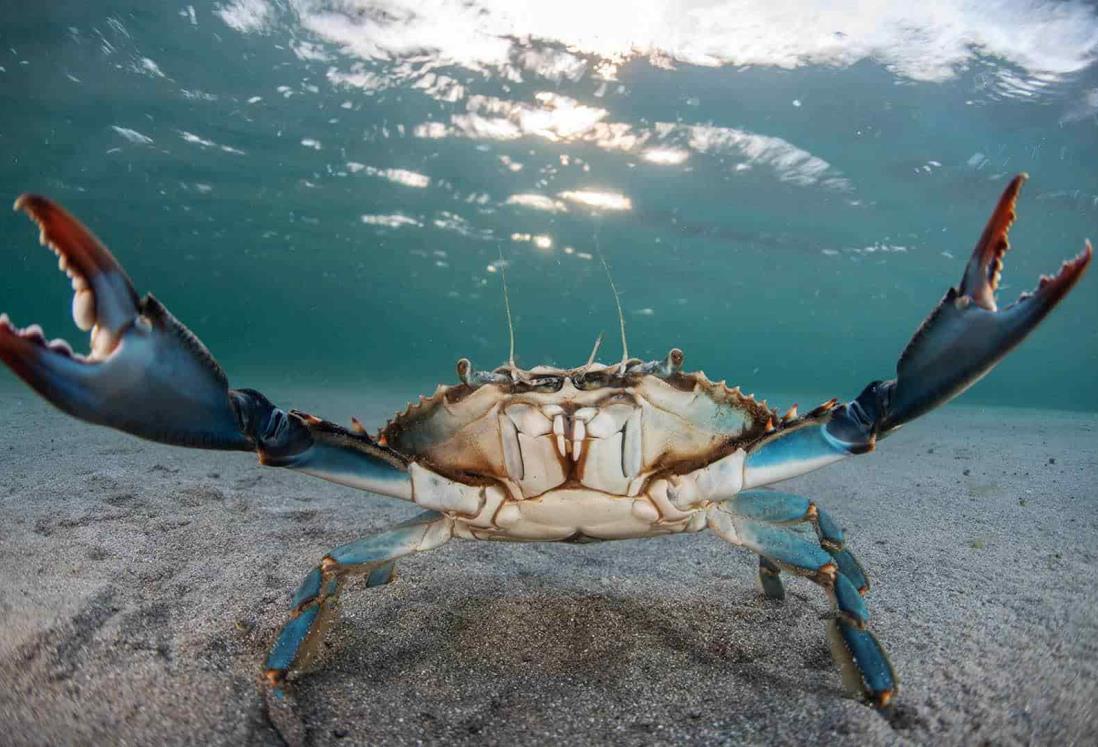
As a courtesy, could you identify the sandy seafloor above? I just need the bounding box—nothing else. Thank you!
[0,382,1096,746]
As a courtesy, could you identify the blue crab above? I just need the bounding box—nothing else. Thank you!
[0,175,1090,714]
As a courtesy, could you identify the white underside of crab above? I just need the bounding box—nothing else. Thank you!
[392,377,753,541]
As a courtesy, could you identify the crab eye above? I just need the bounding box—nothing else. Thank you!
[572,372,611,390]
[512,376,564,393]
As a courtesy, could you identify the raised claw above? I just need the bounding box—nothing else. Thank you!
[887,174,1091,428]
[829,174,1091,442]
[0,195,249,449]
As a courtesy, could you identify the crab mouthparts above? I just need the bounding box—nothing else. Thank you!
[499,401,645,496]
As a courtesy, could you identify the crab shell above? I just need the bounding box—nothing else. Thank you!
[379,360,779,504]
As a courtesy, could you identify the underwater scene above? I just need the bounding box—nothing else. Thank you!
[0,1,1095,407]
[1,2,1096,745]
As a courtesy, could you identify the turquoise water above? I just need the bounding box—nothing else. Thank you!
[1,2,1096,410]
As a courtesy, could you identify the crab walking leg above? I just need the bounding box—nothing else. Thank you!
[758,556,785,600]
[728,489,851,599]
[725,489,846,550]
[707,499,896,706]
[0,195,415,500]
[743,175,1091,489]
[266,510,453,688]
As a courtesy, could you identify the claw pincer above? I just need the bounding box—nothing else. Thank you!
[745,175,1090,489]
[866,175,1089,439]
[1,195,248,449]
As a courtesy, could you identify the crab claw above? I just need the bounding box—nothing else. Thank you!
[882,174,1091,430]
[0,195,250,449]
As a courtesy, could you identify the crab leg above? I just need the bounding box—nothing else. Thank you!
[708,496,895,706]
[743,174,1091,488]
[726,489,850,599]
[724,489,846,549]
[0,195,413,499]
[265,510,453,688]
[757,556,785,600]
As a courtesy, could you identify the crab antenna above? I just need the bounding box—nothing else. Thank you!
[584,332,604,368]
[497,243,516,368]
[594,226,629,369]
